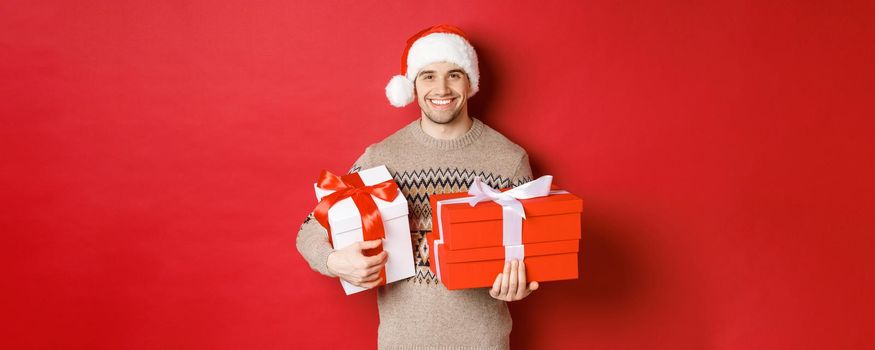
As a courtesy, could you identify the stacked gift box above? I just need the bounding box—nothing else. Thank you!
[428,176,583,290]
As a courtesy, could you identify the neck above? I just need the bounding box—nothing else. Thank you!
[419,111,473,140]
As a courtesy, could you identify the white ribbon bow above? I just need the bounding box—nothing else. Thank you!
[433,175,568,281]
[467,174,556,216]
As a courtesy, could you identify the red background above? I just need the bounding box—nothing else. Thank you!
[3,1,874,349]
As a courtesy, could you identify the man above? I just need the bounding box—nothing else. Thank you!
[297,24,538,349]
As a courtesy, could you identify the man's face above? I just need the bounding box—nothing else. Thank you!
[415,61,470,124]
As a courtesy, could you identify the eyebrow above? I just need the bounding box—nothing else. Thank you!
[418,69,466,77]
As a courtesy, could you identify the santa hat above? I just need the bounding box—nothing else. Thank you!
[385,24,480,108]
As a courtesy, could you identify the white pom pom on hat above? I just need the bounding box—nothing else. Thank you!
[386,75,415,107]
[385,24,480,108]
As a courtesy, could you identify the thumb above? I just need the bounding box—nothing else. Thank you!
[357,239,383,251]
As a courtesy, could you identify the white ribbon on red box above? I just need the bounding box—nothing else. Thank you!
[432,175,568,281]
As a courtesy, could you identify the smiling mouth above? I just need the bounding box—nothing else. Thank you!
[427,97,456,110]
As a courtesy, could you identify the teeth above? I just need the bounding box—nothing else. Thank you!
[430,99,451,105]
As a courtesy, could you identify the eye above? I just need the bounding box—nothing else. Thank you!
[450,73,461,79]
[423,74,434,80]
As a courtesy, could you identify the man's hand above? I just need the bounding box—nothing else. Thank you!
[489,260,539,301]
[326,239,388,288]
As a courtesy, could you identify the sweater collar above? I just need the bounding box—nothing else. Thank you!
[408,117,485,150]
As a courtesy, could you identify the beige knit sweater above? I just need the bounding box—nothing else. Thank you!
[296,117,533,350]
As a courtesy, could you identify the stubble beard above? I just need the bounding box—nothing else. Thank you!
[420,98,464,125]
[423,108,462,125]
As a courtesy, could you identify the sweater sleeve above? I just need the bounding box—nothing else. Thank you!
[295,148,373,277]
[510,151,534,188]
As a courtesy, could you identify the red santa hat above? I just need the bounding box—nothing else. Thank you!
[385,24,480,107]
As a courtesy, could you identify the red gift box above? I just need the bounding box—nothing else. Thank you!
[427,176,583,290]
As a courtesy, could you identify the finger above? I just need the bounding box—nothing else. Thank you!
[350,275,368,286]
[500,261,511,297]
[516,260,528,299]
[360,271,382,283]
[490,273,502,298]
[363,254,388,275]
[529,281,539,291]
[353,268,382,285]
[363,250,389,267]
[364,262,386,276]
[357,239,383,251]
[508,260,519,299]
[361,277,384,289]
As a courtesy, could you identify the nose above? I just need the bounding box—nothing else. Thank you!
[434,78,450,95]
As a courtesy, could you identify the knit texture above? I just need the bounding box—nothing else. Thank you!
[296,118,532,349]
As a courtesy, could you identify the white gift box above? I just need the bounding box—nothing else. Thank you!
[314,165,416,295]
